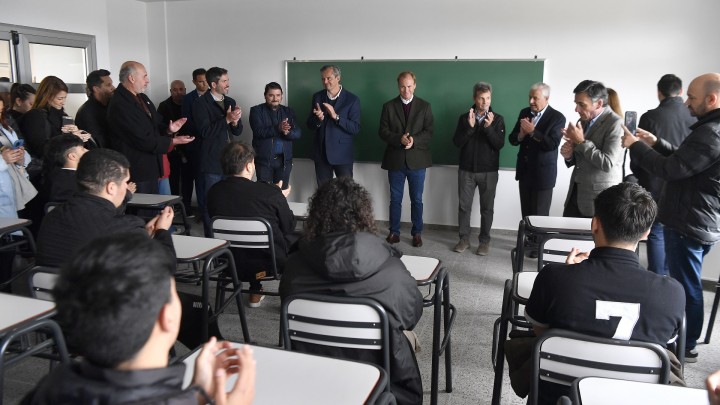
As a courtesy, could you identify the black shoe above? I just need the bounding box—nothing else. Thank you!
[685,348,698,363]
[386,233,400,244]
[412,234,423,247]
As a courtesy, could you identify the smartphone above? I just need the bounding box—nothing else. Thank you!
[624,111,638,135]
[62,116,74,126]
[12,139,24,149]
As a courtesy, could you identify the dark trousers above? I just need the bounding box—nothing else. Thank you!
[135,179,159,194]
[256,156,292,189]
[518,181,553,218]
[314,158,353,186]
[458,170,498,243]
[169,150,197,210]
[562,184,590,218]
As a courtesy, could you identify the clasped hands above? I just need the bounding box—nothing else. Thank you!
[313,103,339,122]
[467,108,493,128]
[401,133,414,149]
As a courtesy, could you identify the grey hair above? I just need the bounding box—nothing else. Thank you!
[320,65,341,78]
[530,82,551,98]
[118,62,138,84]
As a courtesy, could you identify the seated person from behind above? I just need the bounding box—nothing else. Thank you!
[279,177,424,405]
[21,233,255,405]
[36,148,173,267]
[524,182,685,404]
[207,142,296,308]
[42,134,88,203]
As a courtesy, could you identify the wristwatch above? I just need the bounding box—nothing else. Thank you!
[334,115,340,123]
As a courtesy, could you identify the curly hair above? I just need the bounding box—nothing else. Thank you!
[304,177,377,240]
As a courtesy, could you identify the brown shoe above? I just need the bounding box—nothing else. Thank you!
[412,234,423,247]
[386,233,400,244]
[476,241,490,256]
[248,294,265,308]
[453,239,469,253]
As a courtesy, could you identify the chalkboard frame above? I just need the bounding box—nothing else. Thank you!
[285,59,545,169]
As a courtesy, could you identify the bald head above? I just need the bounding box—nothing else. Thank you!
[169,80,186,105]
[119,61,149,95]
[686,73,720,118]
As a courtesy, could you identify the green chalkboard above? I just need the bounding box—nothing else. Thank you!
[285,60,544,168]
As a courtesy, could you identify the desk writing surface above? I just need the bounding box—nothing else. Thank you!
[525,216,591,233]
[400,255,440,283]
[0,218,31,234]
[182,344,382,405]
[172,235,229,261]
[0,293,55,333]
[128,193,181,206]
[576,377,708,405]
[287,201,309,219]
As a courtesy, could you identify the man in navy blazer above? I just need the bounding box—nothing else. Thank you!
[192,66,243,236]
[509,83,566,219]
[249,82,301,189]
[306,65,361,185]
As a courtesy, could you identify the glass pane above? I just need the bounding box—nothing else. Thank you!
[29,43,86,84]
[63,93,87,118]
[0,40,11,80]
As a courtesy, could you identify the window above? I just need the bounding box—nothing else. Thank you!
[0,24,97,115]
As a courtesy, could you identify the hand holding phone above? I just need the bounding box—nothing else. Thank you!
[624,111,638,135]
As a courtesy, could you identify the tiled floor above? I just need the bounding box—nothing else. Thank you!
[5,223,720,404]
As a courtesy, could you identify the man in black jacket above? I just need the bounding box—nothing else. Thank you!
[22,233,255,405]
[452,82,505,255]
[630,74,695,276]
[76,69,115,148]
[192,66,243,236]
[623,72,720,363]
[107,61,194,194]
[207,142,296,307]
[36,149,174,267]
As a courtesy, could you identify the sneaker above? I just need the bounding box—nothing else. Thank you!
[453,239,469,253]
[476,241,490,256]
[685,348,698,363]
[248,294,265,308]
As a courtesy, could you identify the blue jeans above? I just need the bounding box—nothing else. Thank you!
[157,178,171,195]
[664,227,712,349]
[388,168,426,236]
[201,173,223,237]
[646,221,668,276]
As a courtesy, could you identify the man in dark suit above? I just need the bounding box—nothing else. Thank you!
[192,66,243,237]
[306,65,361,185]
[509,83,566,219]
[379,71,434,247]
[107,61,194,194]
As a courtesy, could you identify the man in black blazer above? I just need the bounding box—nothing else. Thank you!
[379,71,434,247]
[107,61,194,194]
[192,66,243,236]
[509,83,566,219]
